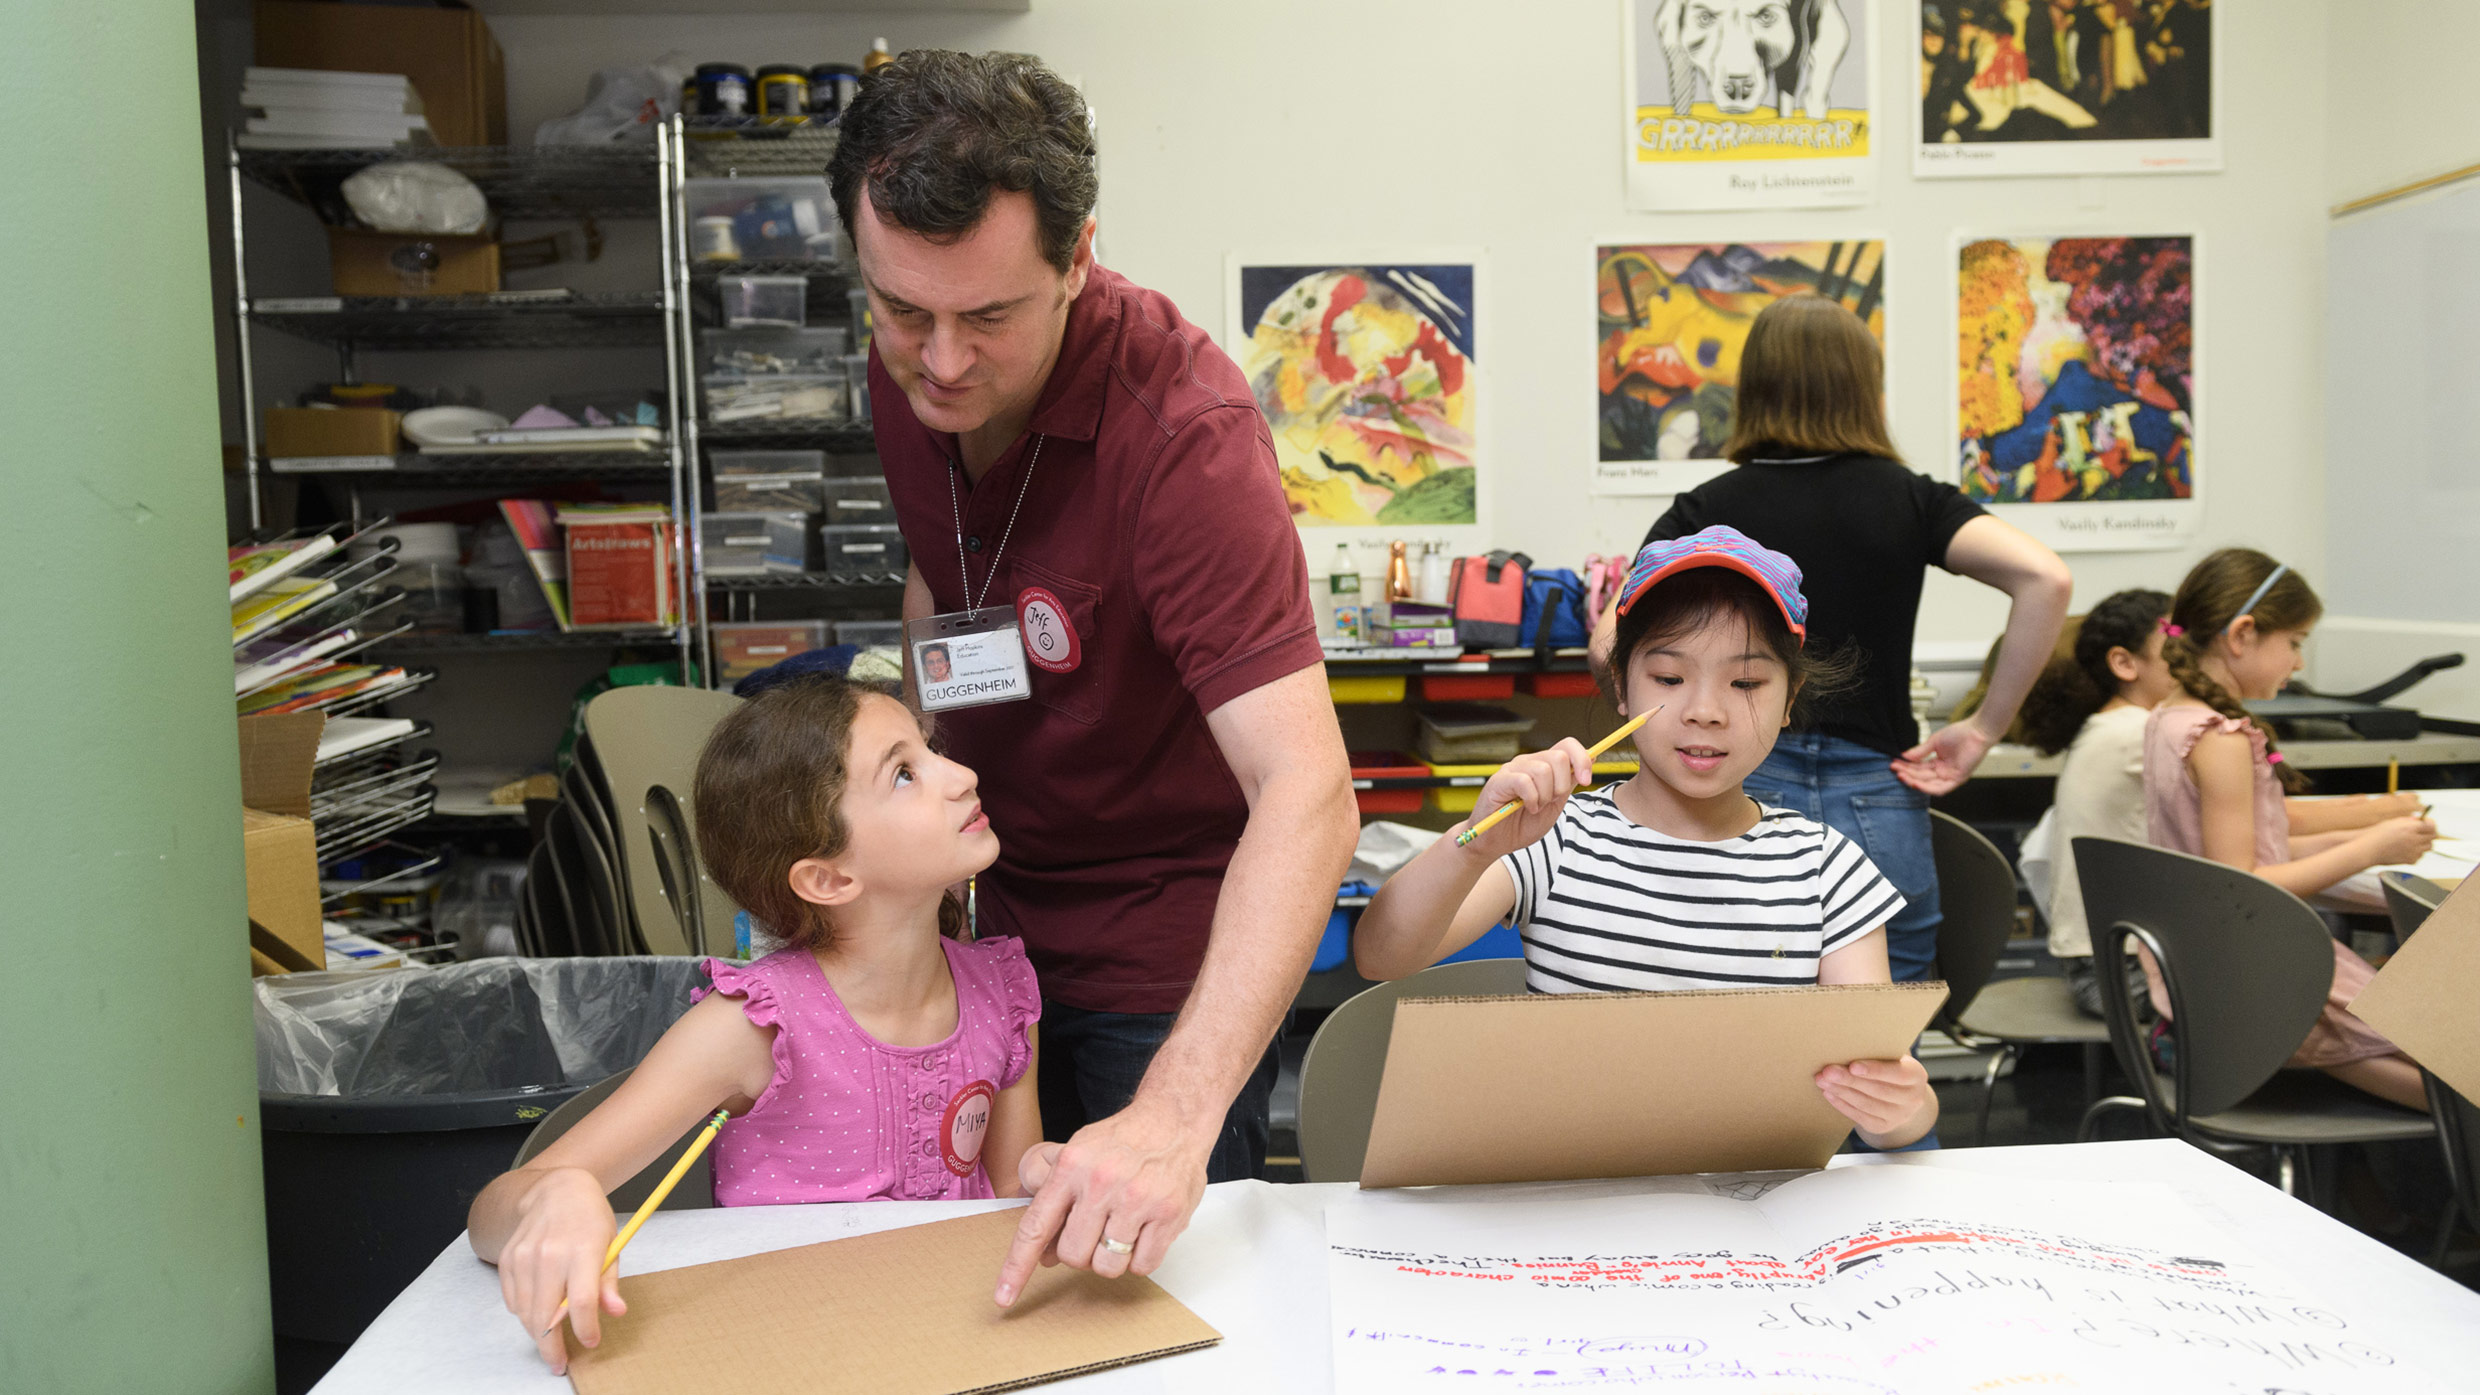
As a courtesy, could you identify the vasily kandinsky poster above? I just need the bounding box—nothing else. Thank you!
[1596,239,1887,496]
[1622,0,1878,211]
[1956,235,2197,550]
[1916,1,2218,177]
[1227,259,1479,528]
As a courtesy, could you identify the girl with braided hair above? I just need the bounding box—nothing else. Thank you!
[2141,548,2433,1109]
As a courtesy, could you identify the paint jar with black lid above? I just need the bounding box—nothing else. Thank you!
[694,63,753,117]
[756,65,810,123]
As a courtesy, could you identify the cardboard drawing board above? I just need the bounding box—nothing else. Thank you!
[2347,875,2480,1106]
[564,1207,1219,1395]
[1360,982,1947,1188]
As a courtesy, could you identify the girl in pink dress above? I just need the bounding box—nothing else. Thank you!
[2141,549,2434,1110]
[467,678,1043,1373]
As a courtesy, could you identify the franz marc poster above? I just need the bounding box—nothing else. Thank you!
[1623,0,1878,211]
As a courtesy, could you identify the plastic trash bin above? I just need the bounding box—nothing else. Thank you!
[253,957,708,1347]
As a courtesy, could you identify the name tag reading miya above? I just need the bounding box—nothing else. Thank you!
[910,608,1031,712]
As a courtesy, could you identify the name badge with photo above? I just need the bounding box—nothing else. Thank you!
[909,608,1032,712]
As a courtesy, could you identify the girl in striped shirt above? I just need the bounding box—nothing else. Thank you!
[1354,526,1938,1149]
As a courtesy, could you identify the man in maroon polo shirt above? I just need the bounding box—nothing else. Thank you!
[826,51,1358,1301]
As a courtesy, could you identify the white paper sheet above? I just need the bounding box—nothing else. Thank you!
[1326,1166,2444,1393]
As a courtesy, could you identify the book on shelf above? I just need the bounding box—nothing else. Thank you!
[496,500,574,632]
[245,111,433,142]
[229,533,338,604]
[234,575,337,648]
[236,627,359,696]
[239,663,413,717]
[562,504,676,630]
[316,716,419,764]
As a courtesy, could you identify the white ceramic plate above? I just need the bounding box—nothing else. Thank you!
[401,405,510,447]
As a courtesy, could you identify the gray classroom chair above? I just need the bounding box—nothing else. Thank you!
[2424,1073,2480,1268]
[1296,957,1529,1183]
[2381,871,2449,943]
[582,686,745,956]
[1929,811,2110,1145]
[2073,837,2433,1200]
[513,1067,718,1214]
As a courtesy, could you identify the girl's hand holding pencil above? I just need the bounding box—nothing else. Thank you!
[498,1166,626,1374]
[1453,740,1600,858]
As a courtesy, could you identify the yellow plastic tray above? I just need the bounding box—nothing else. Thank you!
[1426,760,1639,813]
[1328,674,1407,705]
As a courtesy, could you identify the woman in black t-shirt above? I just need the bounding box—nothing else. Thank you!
[1591,297,2071,988]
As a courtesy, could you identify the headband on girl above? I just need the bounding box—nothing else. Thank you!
[2223,564,2291,637]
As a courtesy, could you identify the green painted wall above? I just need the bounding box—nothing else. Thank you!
[0,2,275,1391]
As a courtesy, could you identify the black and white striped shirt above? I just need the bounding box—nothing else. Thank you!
[1502,789,1904,995]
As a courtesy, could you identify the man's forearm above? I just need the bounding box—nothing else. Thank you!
[1132,769,1357,1130]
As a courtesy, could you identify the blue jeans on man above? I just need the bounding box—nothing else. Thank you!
[1036,1001,1280,1182]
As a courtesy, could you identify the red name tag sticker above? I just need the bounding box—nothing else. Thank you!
[940,1079,996,1177]
[1016,586,1081,674]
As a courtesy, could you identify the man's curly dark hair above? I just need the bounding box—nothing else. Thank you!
[826,49,1098,273]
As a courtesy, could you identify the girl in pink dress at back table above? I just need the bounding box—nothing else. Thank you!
[465,677,1044,1374]
[2142,549,2434,1111]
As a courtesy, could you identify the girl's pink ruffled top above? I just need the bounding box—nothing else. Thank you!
[695,935,1038,1205]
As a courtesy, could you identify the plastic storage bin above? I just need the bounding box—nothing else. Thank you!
[1421,672,1516,701]
[713,620,830,684]
[679,177,838,262]
[253,958,707,1346]
[1349,749,1430,815]
[819,523,907,577]
[1328,674,1408,705]
[844,353,872,422]
[711,448,826,511]
[834,619,905,649]
[704,371,847,424]
[703,326,849,374]
[822,475,894,525]
[701,511,810,574]
[718,274,808,328]
[1427,759,1638,813]
[1417,704,1536,763]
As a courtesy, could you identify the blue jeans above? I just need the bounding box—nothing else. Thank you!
[1037,1001,1279,1183]
[1741,733,1942,982]
[1745,733,1942,1151]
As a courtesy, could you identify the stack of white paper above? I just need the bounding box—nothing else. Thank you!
[239,67,431,150]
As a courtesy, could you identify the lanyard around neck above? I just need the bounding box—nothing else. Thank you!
[946,434,1045,612]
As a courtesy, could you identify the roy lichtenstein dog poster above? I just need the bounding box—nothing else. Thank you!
[1623,0,1877,210]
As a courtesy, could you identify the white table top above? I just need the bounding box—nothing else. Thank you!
[313,1138,2480,1394]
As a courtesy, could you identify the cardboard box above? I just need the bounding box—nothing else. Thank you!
[241,712,329,975]
[254,0,506,147]
[1359,981,1947,1187]
[328,229,501,297]
[264,406,401,459]
[2347,876,2480,1107]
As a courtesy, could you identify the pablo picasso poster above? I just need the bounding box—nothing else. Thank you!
[1623,0,1877,211]
[1227,258,1479,528]
[1916,1,2218,177]
[1596,239,1887,496]
[1956,234,2197,551]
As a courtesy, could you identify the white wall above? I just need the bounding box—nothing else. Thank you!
[493,0,2337,662]
[2316,1,2480,722]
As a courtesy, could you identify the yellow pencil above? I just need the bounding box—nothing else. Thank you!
[2388,758,2400,796]
[1454,709,1659,848]
[543,1109,730,1337]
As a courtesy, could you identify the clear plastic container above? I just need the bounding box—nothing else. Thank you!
[700,511,811,575]
[1416,704,1537,763]
[819,523,907,578]
[703,371,847,424]
[848,288,872,350]
[713,620,831,683]
[710,448,826,476]
[718,275,808,329]
[844,353,871,423]
[713,473,824,512]
[678,177,838,263]
[822,475,894,525]
[834,619,905,649]
[702,327,850,375]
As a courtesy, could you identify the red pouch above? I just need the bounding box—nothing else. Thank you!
[1448,551,1530,648]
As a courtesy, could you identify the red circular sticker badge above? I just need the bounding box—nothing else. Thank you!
[1016,586,1081,674]
[939,1080,997,1177]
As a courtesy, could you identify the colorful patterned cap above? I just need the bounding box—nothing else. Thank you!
[1616,525,1808,643]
